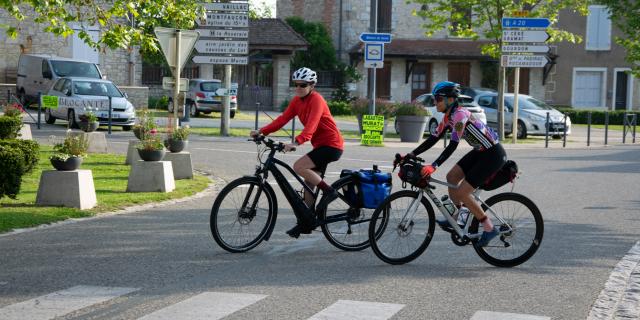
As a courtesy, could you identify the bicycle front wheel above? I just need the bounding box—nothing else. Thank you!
[368,190,436,265]
[210,177,276,253]
[319,176,384,251]
[470,192,544,267]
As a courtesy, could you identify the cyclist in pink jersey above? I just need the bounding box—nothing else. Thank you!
[397,81,506,246]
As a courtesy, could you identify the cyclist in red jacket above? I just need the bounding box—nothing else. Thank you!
[250,67,344,237]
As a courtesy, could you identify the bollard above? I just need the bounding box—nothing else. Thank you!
[108,96,112,135]
[623,112,627,144]
[545,112,549,148]
[37,92,41,130]
[562,113,567,148]
[254,103,259,130]
[291,117,296,144]
[633,114,637,143]
[587,112,591,147]
[604,111,609,145]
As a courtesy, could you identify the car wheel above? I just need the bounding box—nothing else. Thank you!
[122,125,132,131]
[516,120,527,139]
[67,110,79,129]
[17,90,29,107]
[230,110,236,119]
[394,119,399,134]
[429,119,438,136]
[167,101,174,113]
[45,108,56,124]
[190,103,199,117]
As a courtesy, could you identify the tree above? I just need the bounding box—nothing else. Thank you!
[285,16,338,71]
[1,0,204,55]
[410,0,589,59]
[249,1,274,20]
[596,0,640,77]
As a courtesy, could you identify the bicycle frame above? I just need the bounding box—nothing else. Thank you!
[398,177,512,239]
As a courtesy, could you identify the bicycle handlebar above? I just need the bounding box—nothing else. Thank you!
[250,135,295,152]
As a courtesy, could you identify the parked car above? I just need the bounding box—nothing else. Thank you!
[44,77,136,130]
[475,93,572,139]
[171,79,237,118]
[398,93,487,135]
[460,86,497,99]
[17,54,103,106]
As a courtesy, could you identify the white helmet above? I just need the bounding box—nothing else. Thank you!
[292,67,317,84]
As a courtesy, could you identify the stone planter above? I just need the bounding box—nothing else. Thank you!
[164,139,188,153]
[80,121,99,132]
[137,149,166,161]
[50,156,83,171]
[396,115,428,142]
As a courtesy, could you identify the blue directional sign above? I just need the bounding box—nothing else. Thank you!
[502,18,550,29]
[359,33,392,43]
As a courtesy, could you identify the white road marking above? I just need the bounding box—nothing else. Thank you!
[308,299,404,320]
[0,285,138,320]
[266,235,322,256]
[588,241,640,320]
[470,311,550,320]
[137,292,266,320]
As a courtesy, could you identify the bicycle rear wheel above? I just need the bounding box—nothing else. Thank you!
[368,190,436,265]
[210,177,276,253]
[318,176,387,251]
[470,192,544,267]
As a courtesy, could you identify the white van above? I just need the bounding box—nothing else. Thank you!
[16,54,103,105]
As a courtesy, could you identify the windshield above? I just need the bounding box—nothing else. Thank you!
[73,81,123,97]
[200,82,221,92]
[505,96,554,111]
[51,61,101,78]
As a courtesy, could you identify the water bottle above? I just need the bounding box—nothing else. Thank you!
[440,195,456,215]
[457,207,470,225]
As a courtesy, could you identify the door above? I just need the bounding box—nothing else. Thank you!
[411,63,431,100]
[573,70,604,107]
[615,71,628,110]
[507,68,530,94]
[447,62,470,86]
[376,62,392,100]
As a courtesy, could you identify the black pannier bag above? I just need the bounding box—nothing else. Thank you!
[481,160,518,191]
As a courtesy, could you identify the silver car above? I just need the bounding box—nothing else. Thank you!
[476,93,572,139]
[400,93,487,135]
[44,77,136,130]
[179,79,238,118]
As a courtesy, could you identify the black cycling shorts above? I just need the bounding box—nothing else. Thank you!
[307,146,343,174]
[456,144,507,188]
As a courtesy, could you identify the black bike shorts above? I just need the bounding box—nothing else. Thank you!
[456,144,507,188]
[307,146,343,174]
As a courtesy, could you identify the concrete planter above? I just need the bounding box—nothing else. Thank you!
[137,149,166,161]
[80,121,99,132]
[50,156,83,171]
[165,139,188,153]
[396,115,428,142]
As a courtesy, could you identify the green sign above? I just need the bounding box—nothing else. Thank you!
[361,115,385,146]
[41,95,59,109]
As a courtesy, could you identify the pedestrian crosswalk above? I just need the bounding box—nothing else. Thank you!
[0,285,550,319]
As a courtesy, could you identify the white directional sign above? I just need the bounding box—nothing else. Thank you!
[364,61,384,69]
[162,77,188,92]
[195,29,248,39]
[501,55,548,68]
[195,40,248,54]
[502,30,549,43]
[154,27,200,73]
[198,13,248,27]
[192,55,248,65]
[203,2,249,12]
[502,44,550,53]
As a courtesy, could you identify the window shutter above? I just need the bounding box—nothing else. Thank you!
[598,6,612,50]
[586,6,611,51]
[586,6,599,50]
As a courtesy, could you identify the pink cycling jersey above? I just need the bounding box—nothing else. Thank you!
[435,107,499,151]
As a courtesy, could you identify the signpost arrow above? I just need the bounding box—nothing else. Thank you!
[502,30,550,43]
[359,33,392,43]
[501,55,549,68]
[192,56,248,65]
[502,18,551,29]
[502,44,550,53]
[195,40,248,54]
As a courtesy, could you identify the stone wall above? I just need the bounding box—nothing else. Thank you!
[119,86,148,109]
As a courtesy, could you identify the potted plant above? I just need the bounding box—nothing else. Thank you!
[49,131,89,171]
[351,98,395,134]
[132,109,157,140]
[394,101,431,142]
[136,131,166,161]
[78,111,99,132]
[165,125,190,153]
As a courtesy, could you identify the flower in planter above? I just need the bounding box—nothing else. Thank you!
[3,103,24,118]
[78,111,98,123]
[136,132,165,151]
[48,131,89,170]
[169,125,190,141]
[132,109,158,139]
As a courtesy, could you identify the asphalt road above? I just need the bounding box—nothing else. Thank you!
[1,125,639,319]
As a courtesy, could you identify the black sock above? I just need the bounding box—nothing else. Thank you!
[317,180,333,192]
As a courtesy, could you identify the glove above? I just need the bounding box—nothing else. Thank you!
[421,164,436,177]
[393,152,414,167]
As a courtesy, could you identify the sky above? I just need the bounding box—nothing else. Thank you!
[249,0,277,17]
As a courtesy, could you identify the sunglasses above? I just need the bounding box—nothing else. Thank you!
[294,83,310,88]
[434,95,445,102]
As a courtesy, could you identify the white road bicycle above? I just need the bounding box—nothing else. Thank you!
[368,155,544,267]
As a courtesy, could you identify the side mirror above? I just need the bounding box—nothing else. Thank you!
[102,75,107,80]
[64,89,72,96]
[123,92,129,98]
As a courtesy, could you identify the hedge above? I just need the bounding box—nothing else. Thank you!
[0,116,23,139]
[554,108,640,125]
[327,100,351,115]
[0,144,26,199]
[0,139,39,174]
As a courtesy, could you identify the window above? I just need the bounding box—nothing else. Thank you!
[478,96,495,109]
[586,5,611,51]
[572,68,606,108]
[376,0,392,32]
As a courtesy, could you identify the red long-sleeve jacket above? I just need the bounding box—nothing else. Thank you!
[260,91,344,150]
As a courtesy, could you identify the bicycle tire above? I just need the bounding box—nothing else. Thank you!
[470,192,544,267]
[318,176,386,251]
[368,190,436,265]
[210,176,276,253]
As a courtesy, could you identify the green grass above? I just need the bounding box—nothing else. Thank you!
[148,109,268,121]
[574,124,631,131]
[0,146,210,233]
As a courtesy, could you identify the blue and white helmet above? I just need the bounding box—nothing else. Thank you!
[292,67,318,84]
[432,81,461,97]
